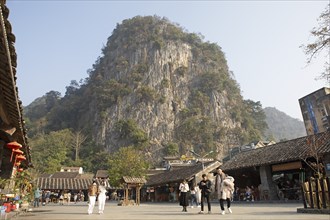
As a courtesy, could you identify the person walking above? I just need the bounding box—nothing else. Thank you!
[195,184,201,207]
[198,174,212,214]
[190,184,198,208]
[215,168,234,215]
[33,187,41,208]
[87,181,98,215]
[179,179,189,212]
[98,181,107,214]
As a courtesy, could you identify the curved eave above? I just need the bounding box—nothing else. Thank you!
[0,2,31,167]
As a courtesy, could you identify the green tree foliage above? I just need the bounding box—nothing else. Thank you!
[23,91,61,135]
[30,129,73,173]
[136,86,157,103]
[83,150,111,174]
[240,100,268,143]
[164,142,179,156]
[302,4,330,84]
[197,72,223,94]
[65,80,80,96]
[97,79,131,108]
[108,146,149,187]
[114,119,149,150]
[29,128,105,173]
[175,114,215,155]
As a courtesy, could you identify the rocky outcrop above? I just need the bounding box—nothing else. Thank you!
[88,16,245,161]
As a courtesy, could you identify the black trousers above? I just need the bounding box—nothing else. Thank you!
[219,198,231,210]
[201,193,211,211]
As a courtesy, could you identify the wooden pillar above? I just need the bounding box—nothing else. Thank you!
[315,178,321,209]
[124,186,129,206]
[301,183,307,208]
[308,178,314,208]
[136,184,141,206]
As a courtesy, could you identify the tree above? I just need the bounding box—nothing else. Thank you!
[302,129,327,178]
[114,119,149,150]
[71,130,88,162]
[302,4,330,84]
[108,146,149,187]
[30,129,73,173]
[45,91,61,111]
[164,142,179,156]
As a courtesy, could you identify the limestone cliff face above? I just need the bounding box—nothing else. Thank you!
[88,16,244,161]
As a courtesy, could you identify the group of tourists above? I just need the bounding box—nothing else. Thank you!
[179,168,235,215]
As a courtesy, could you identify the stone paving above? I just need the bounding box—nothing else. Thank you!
[6,201,330,220]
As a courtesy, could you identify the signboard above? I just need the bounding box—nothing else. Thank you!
[272,161,302,172]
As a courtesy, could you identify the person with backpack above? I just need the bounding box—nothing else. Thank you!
[87,181,98,215]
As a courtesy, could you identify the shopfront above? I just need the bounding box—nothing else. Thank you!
[271,161,304,200]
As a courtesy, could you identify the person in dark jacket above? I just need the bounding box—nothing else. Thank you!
[198,174,212,214]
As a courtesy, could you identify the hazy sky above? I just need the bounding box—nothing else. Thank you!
[7,0,329,120]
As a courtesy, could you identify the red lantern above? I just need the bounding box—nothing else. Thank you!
[15,155,26,161]
[14,155,26,165]
[6,142,22,149]
[10,149,24,162]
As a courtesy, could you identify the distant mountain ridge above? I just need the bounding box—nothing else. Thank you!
[264,107,306,141]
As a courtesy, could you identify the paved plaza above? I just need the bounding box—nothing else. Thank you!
[6,201,329,220]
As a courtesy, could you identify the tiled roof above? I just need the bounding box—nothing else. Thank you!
[78,173,94,179]
[122,176,146,184]
[146,161,221,186]
[36,177,92,190]
[0,1,31,167]
[36,177,110,190]
[221,131,330,171]
[38,173,52,178]
[95,170,108,178]
[51,172,80,179]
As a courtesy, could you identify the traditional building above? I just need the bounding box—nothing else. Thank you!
[145,160,221,202]
[221,131,330,201]
[0,1,31,181]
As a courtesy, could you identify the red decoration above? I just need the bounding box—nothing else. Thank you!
[17,168,24,172]
[6,142,22,149]
[13,155,26,166]
[10,149,24,162]
[13,149,23,154]
[15,155,26,161]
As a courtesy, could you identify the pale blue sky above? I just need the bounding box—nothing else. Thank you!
[7,0,329,120]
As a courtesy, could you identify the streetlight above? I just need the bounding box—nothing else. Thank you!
[190,149,214,169]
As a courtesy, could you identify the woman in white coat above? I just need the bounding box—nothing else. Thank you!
[98,181,107,214]
[220,175,235,215]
